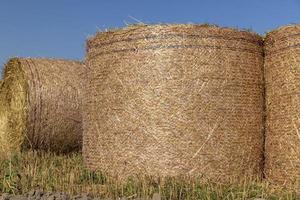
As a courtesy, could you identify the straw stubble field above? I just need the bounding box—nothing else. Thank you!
[0,151,299,200]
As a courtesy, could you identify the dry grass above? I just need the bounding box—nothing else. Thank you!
[0,151,299,199]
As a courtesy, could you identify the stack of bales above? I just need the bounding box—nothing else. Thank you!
[0,58,86,158]
[264,25,300,185]
[2,23,299,186]
[83,24,265,183]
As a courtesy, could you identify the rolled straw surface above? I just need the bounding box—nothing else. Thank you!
[84,24,264,183]
[1,58,85,154]
[264,25,300,185]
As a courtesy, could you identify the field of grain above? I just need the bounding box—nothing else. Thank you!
[0,151,299,200]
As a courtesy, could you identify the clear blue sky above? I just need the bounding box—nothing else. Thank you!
[0,0,300,71]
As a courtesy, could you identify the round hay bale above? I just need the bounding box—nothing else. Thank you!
[1,58,86,153]
[264,24,300,185]
[84,24,265,183]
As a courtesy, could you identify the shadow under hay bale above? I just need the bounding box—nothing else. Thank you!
[264,24,300,185]
[83,24,265,183]
[0,58,86,154]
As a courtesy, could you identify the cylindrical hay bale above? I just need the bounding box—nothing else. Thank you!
[84,24,265,183]
[1,58,86,154]
[264,25,300,185]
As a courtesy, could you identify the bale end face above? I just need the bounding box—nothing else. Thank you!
[0,97,12,160]
[0,58,28,157]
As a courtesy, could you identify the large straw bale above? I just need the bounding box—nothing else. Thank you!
[84,24,265,183]
[264,25,300,185]
[1,58,86,154]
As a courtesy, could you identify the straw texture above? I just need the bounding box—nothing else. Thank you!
[84,24,265,183]
[264,25,300,185]
[1,58,86,153]
[0,80,10,160]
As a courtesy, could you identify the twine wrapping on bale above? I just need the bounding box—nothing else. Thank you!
[1,58,86,154]
[264,25,300,185]
[83,24,265,183]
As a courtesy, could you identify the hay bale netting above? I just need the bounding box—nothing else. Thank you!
[84,24,265,183]
[264,25,300,185]
[1,58,86,154]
